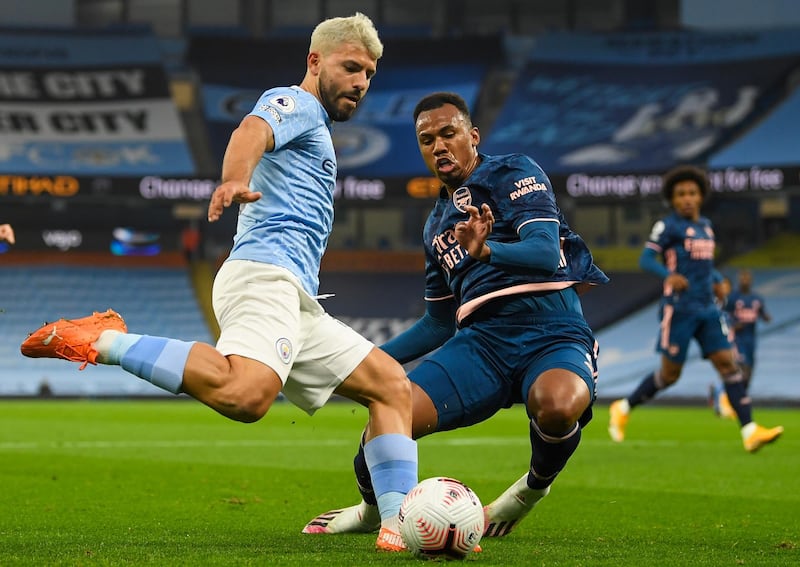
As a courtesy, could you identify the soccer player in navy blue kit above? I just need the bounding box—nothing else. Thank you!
[21,13,418,551]
[725,269,771,390]
[303,91,608,539]
[709,275,738,418]
[608,166,783,453]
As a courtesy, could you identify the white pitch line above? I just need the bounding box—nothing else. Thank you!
[0,437,755,452]
[0,439,348,451]
[0,437,530,451]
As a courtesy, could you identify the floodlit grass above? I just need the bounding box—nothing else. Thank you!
[0,400,797,566]
[588,231,800,272]
[725,232,800,268]
[585,246,643,272]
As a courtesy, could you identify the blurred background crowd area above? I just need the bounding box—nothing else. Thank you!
[2,0,799,260]
[1,0,799,400]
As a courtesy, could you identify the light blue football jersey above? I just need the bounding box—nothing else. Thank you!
[226,86,336,295]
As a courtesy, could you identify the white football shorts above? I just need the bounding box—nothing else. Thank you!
[212,260,374,414]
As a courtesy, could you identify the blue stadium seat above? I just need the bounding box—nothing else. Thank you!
[0,265,213,397]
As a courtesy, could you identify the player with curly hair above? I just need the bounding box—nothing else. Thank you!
[608,166,783,453]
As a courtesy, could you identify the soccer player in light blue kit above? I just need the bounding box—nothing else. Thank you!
[303,91,608,540]
[608,165,783,452]
[21,13,417,552]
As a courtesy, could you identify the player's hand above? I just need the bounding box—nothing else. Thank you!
[207,181,262,222]
[665,273,689,292]
[0,223,15,245]
[455,203,494,261]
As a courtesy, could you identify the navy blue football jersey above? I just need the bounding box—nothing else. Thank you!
[725,290,767,343]
[645,212,716,311]
[422,153,608,323]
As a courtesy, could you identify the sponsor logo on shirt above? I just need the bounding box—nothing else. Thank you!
[431,228,468,275]
[509,176,547,200]
[683,227,715,260]
[683,238,714,259]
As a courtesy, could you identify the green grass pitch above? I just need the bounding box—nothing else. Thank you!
[0,400,797,566]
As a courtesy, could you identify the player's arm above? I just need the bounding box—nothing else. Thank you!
[208,115,274,222]
[455,205,561,275]
[380,299,457,364]
[487,221,561,274]
[639,247,669,278]
[759,297,772,323]
[639,227,688,292]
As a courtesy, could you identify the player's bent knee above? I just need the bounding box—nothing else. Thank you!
[335,349,411,410]
[230,394,275,423]
[380,369,412,407]
[207,370,282,423]
[529,376,590,430]
[535,400,584,432]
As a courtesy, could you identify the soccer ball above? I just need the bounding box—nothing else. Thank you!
[398,476,484,560]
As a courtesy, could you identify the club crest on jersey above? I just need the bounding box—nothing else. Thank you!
[276,338,293,364]
[452,186,472,212]
[269,95,296,113]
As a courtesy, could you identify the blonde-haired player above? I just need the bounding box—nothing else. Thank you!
[22,13,417,552]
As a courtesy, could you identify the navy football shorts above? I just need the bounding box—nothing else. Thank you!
[656,305,732,363]
[734,337,756,367]
[408,312,598,432]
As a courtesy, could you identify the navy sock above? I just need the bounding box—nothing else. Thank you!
[354,434,377,506]
[742,366,752,393]
[723,375,752,426]
[527,419,581,490]
[628,371,665,408]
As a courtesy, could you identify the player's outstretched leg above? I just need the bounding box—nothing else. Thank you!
[365,433,417,552]
[303,436,381,534]
[302,500,380,534]
[483,473,550,537]
[302,438,481,552]
[20,310,127,370]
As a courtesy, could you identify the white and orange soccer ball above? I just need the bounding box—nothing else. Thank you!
[398,476,484,560]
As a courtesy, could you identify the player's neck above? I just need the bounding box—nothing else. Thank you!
[298,74,319,102]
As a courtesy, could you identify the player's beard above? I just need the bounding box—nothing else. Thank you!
[318,73,359,122]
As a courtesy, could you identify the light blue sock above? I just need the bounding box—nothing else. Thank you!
[364,433,418,521]
[106,333,142,365]
[117,335,194,394]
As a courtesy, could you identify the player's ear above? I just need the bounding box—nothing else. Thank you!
[471,126,480,148]
[307,51,322,75]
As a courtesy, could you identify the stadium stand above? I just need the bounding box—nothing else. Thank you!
[0,258,213,397]
[595,268,800,404]
[1,2,799,402]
